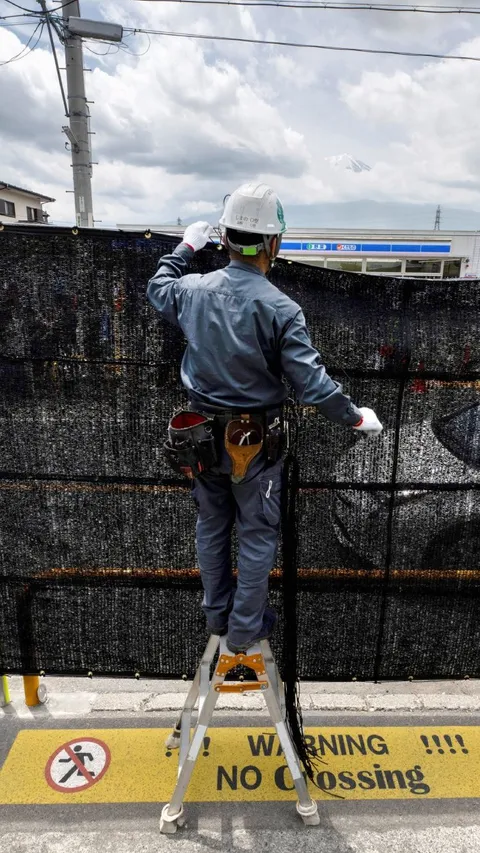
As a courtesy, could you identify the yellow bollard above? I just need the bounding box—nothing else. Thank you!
[1,675,10,706]
[23,675,41,706]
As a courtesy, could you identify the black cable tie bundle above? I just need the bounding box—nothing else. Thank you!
[281,447,347,798]
[281,418,321,782]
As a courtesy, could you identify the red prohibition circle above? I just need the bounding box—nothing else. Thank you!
[45,737,111,793]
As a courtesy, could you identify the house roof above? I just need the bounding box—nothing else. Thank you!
[0,182,55,203]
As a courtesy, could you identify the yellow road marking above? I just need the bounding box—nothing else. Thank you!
[0,726,478,804]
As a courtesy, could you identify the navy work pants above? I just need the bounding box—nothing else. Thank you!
[192,446,283,649]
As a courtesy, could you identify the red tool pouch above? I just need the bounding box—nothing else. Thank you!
[164,410,218,479]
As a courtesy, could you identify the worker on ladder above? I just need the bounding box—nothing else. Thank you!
[147,183,383,655]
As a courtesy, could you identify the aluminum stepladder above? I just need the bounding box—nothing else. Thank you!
[159,633,320,833]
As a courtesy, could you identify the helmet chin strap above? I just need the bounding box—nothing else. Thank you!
[264,235,281,270]
[223,233,281,269]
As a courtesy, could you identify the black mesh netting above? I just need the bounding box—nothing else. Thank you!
[1,225,479,680]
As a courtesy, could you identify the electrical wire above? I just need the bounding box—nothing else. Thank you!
[125,26,480,60]
[0,10,39,18]
[0,18,41,24]
[0,19,44,65]
[118,33,151,56]
[84,40,120,56]
[39,0,68,115]
[81,29,152,58]
[133,0,480,11]
[82,34,151,57]
[48,12,66,40]
[2,0,41,12]
[41,0,78,12]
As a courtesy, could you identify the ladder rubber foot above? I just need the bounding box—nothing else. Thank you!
[165,731,181,749]
[296,800,320,826]
[159,803,185,834]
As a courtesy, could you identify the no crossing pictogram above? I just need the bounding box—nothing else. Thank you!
[45,737,111,793]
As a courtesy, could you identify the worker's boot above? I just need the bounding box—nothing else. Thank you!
[226,606,277,654]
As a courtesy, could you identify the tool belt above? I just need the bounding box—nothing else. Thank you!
[164,410,218,480]
[165,404,284,482]
[208,403,284,474]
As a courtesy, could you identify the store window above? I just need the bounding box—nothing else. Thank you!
[326,259,363,272]
[442,259,461,278]
[366,259,402,273]
[296,258,325,267]
[0,199,15,217]
[405,259,442,275]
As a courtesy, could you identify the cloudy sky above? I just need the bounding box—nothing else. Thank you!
[1,0,480,225]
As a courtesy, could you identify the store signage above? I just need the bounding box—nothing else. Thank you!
[281,242,451,254]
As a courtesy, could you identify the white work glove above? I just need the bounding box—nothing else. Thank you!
[182,221,214,252]
[352,407,383,436]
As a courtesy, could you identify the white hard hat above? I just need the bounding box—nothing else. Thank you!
[219,183,287,236]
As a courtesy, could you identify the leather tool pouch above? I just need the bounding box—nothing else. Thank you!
[164,410,218,480]
[265,414,284,463]
[224,415,264,484]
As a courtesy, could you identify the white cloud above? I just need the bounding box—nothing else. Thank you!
[87,34,311,181]
[268,54,316,87]
[181,200,219,215]
[339,38,480,204]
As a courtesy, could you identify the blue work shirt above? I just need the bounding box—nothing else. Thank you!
[147,244,362,425]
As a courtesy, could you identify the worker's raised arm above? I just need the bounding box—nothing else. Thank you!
[280,309,365,427]
[147,222,213,326]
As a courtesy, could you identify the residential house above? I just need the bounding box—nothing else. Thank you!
[0,182,55,225]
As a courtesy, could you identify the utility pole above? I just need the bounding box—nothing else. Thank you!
[47,3,123,227]
[62,1,94,228]
[434,205,441,231]
[39,2,123,226]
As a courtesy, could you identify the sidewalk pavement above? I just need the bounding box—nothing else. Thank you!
[3,675,480,717]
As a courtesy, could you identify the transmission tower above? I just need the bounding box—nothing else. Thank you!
[434,205,441,231]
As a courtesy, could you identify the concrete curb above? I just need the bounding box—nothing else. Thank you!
[3,682,480,716]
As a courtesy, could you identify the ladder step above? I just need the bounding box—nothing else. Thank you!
[214,682,266,693]
[216,652,266,676]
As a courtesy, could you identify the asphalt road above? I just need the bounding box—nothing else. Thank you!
[1,711,480,853]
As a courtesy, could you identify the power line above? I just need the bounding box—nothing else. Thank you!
[44,0,81,13]
[133,0,480,11]
[81,32,150,57]
[0,10,39,18]
[48,12,66,40]
[84,41,120,56]
[0,2,81,71]
[2,4,478,77]
[125,26,480,60]
[2,0,41,12]
[306,0,480,4]
[0,18,41,23]
[0,19,44,65]
[39,0,68,115]
[117,32,151,56]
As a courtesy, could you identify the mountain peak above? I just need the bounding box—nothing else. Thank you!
[326,153,372,173]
